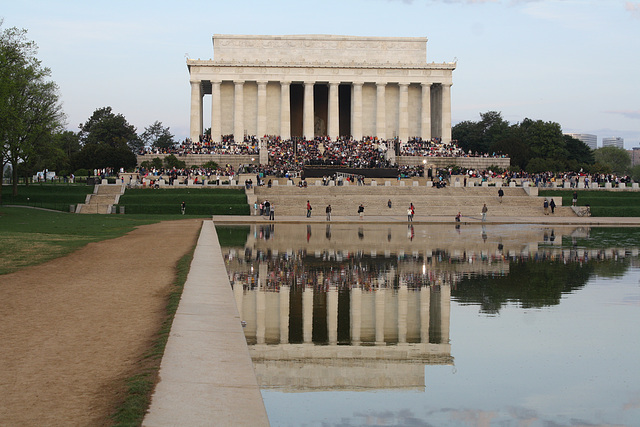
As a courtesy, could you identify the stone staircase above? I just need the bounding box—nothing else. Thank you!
[77,184,125,214]
[251,185,575,218]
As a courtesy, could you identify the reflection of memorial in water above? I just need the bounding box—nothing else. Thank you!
[220,223,639,392]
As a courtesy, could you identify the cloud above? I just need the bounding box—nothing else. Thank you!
[605,110,640,120]
[625,1,640,19]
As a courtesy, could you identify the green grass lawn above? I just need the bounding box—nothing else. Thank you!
[116,187,250,215]
[1,183,94,211]
[0,207,201,274]
[539,189,640,217]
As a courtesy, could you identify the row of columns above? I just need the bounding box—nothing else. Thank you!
[234,278,451,346]
[191,79,452,144]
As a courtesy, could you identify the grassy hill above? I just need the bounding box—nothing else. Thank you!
[116,188,250,215]
[539,189,640,217]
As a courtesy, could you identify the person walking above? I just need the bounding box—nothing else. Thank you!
[410,203,415,220]
[550,198,556,214]
[358,204,365,220]
[407,207,413,222]
[481,203,488,222]
[498,188,504,203]
[326,204,332,221]
[306,200,312,217]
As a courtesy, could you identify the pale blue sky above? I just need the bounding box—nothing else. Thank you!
[3,0,639,148]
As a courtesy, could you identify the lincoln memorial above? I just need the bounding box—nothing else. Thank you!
[187,34,456,144]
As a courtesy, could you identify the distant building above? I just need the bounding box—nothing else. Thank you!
[602,137,624,149]
[565,133,597,150]
[632,147,640,166]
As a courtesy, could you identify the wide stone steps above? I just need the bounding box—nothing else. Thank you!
[252,186,572,218]
[78,184,124,214]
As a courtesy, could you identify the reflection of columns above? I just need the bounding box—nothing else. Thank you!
[397,283,408,344]
[376,83,386,140]
[441,83,452,144]
[279,285,289,344]
[327,285,338,344]
[257,81,267,138]
[233,280,243,321]
[440,284,451,344]
[210,81,221,143]
[351,287,362,344]
[256,288,266,345]
[280,81,291,140]
[398,83,409,143]
[420,286,431,343]
[352,82,363,141]
[303,81,314,139]
[328,82,339,140]
[233,80,245,141]
[189,80,202,141]
[303,286,314,343]
[421,83,431,141]
[375,288,386,344]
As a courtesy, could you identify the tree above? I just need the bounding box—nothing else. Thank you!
[593,146,631,175]
[74,107,138,171]
[452,111,510,155]
[1,21,65,200]
[140,121,175,151]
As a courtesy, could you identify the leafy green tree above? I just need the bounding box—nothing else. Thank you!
[0,21,65,200]
[74,107,138,171]
[163,154,186,169]
[78,106,138,148]
[140,121,175,151]
[630,165,640,183]
[593,146,631,175]
[517,118,568,162]
[564,135,594,166]
[453,111,509,154]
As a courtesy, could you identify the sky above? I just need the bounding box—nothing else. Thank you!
[3,0,639,148]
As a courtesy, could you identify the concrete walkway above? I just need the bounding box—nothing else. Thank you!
[143,221,269,427]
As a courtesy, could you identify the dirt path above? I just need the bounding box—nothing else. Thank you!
[0,219,204,426]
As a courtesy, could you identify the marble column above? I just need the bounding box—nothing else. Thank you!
[279,285,290,344]
[350,287,362,345]
[257,81,268,138]
[397,282,408,344]
[352,82,363,141]
[328,82,339,140]
[210,80,222,143]
[327,285,338,345]
[376,82,386,140]
[233,80,245,142]
[398,83,409,143]
[441,83,452,144]
[303,286,313,343]
[189,80,203,142]
[280,81,291,140]
[375,288,386,345]
[303,81,315,139]
[420,83,432,141]
[256,288,266,345]
[420,286,430,343]
[440,284,451,344]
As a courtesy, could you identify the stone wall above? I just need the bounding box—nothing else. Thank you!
[398,156,511,170]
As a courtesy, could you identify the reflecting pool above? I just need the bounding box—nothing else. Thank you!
[217,223,640,427]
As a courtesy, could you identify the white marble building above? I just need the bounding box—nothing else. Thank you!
[187,34,456,144]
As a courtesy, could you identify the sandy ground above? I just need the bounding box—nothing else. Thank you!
[0,219,203,426]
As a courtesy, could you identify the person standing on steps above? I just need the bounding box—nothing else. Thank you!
[481,203,488,222]
[407,207,413,222]
[326,204,332,221]
[388,199,392,209]
[410,203,415,221]
[550,198,556,214]
[358,204,365,220]
[543,198,549,215]
[269,203,275,220]
[572,191,578,207]
[498,188,504,203]
[181,201,186,215]
[307,200,312,217]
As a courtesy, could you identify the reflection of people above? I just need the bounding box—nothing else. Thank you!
[482,225,487,242]
[326,204,332,221]
[181,201,186,215]
[481,203,488,221]
[326,224,331,240]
